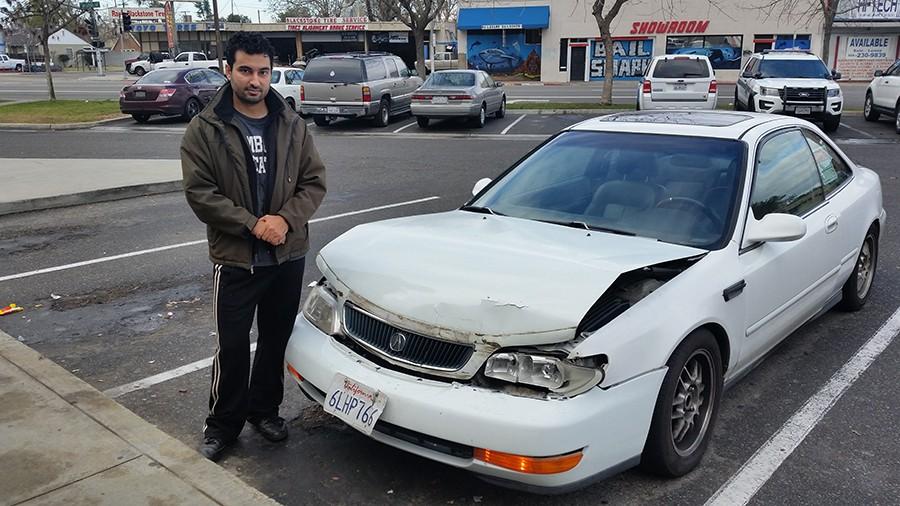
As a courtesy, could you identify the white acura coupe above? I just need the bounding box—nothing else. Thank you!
[285,111,884,492]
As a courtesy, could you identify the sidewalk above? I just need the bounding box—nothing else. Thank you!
[0,158,182,216]
[0,330,279,505]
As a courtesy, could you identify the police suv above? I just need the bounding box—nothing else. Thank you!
[735,49,843,131]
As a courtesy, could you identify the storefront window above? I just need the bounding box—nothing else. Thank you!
[525,29,541,45]
[559,38,568,71]
[666,35,743,69]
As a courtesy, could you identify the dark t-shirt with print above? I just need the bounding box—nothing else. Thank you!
[234,111,276,267]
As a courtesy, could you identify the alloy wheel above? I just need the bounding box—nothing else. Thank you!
[856,237,875,299]
[671,349,716,457]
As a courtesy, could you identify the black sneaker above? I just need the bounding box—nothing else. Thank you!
[199,436,230,461]
[251,416,288,442]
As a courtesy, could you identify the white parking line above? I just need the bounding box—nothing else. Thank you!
[392,120,417,133]
[501,114,527,135]
[705,305,900,506]
[0,196,441,283]
[839,122,876,138]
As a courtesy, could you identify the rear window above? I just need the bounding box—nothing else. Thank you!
[653,58,710,78]
[302,58,364,83]
[138,70,183,84]
[424,72,476,87]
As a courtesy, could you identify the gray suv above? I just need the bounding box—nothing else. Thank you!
[300,52,423,127]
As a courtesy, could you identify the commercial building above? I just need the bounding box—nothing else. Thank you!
[456,0,900,82]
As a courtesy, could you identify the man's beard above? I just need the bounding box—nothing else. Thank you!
[236,86,265,104]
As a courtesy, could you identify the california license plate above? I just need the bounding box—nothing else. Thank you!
[673,83,687,91]
[323,374,386,435]
[431,96,448,104]
[795,106,811,115]
[326,106,340,114]
[134,91,146,99]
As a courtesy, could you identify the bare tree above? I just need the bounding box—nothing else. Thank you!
[590,0,630,105]
[1,0,87,100]
[754,0,860,65]
[269,0,357,18]
[364,0,400,21]
[397,0,447,77]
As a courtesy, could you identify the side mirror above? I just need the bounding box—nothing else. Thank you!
[744,213,806,245]
[472,177,492,196]
[741,72,752,78]
[874,70,883,77]
[832,70,842,80]
[496,81,504,87]
[753,72,763,79]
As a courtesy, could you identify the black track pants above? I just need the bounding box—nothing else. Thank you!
[204,259,305,441]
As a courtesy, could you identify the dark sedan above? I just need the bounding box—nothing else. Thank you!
[119,68,227,123]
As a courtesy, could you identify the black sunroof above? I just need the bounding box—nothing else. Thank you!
[600,111,753,127]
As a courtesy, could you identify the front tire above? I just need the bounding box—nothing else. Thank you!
[863,93,879,121]
[15,64,22,72]
[416,116,429,128]
[747,93,756,112]
[838,227,878,311]
[132,113,150,123]
[135,66,146,77]
[895,103,900,134]
[822,113,841,132]
[641,329,722,477]
[182,98,201,121]
[733,89,743,111]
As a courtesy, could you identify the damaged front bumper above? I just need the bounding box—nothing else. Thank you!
[284,314,666,491]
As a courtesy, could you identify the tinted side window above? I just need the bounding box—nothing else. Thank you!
[175,53,189,62]
[802,130,852,195]
[185,71,207,84]
[751,130,825,219]
[484,74,495,87]
[364,58,387,80]
[890,62,900,76]
[194,53,206,60]
[385,58,399,78]
[271,70,281,84]
[206,70,227,86]
[395,58,409,77]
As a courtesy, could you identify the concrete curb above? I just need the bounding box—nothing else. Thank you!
[0,180,183,216]
[0,331,279,506]
[0,115,131,131]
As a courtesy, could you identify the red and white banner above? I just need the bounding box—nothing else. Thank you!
[286,24,367,31]
[110,7,166,20]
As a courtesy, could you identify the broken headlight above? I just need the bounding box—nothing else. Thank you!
[484,352,604,396]
[302,282,341,335]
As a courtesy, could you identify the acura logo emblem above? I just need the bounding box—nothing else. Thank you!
[389,332,408,352]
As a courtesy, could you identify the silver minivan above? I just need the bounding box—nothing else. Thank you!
[300,53,423,127]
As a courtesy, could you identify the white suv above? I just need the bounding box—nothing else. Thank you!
[735,50,843,131]
[863,59,900,134]
[637,55,717,110]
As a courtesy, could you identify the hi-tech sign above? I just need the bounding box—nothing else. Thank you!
[630,20,710,35]
[835,0,900,21]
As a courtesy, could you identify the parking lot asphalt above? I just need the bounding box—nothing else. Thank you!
[0,111,898,505]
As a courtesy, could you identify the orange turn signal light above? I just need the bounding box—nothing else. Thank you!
[286,362,303,382]
[474,448,583,475]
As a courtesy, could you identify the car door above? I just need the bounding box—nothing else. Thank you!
[738,57,759,106]
[882,62,900,110]
[174,53,190,68]
[482,72,501,112]
[383,57,406,111]
[393,57,415,108]
[203,69,228,101]
[184,70,208,103]
[737,127,833,366]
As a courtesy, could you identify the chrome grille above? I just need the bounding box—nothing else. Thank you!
[343,304,473,371]
[781,87,826,104]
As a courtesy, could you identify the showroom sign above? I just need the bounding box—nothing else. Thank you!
[630,20,710,35]
[835,0,900,21]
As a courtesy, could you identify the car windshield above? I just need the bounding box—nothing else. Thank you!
[424,72,476,87]
[758,59,831,79]
[137,70,183,84]
[473,131,745,249]
[303,58,364,83]
[653,58,710,78]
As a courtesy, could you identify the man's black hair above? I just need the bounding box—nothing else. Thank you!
[225,31,275,67]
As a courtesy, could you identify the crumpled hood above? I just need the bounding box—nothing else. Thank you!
[319,211,704,343]
[757,78,839,90]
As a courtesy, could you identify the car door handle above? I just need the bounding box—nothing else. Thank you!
[825,215,839,234]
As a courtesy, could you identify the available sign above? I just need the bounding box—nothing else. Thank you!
[630,20,710,35]
[846,36,892,58]
[110,8,166,20]
[835,0,900,21]
[590,39,654,80]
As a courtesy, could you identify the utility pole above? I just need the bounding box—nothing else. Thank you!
[212,0,222,72]
[120,0,128,79]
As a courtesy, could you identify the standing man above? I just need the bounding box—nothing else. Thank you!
[181,32,326,461]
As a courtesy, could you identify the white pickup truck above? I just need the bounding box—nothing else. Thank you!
[154,51,220,72]
[0,53,26,72]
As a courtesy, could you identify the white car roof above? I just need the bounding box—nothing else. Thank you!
[569,111,798,139]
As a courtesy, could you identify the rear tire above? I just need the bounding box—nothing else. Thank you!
[132,113,150,123]
[374,98,390,127]
[838,226,878,311]
[822,114,841,132]
[895,103,900,134]
[15,64,22,72]
[313,115,330,127]
[135,66,146,77]
[863,93,879,121]
[473,103,486,128]
[641,329,722,477]
[416,116,429,128]
[182,98,201,121]
[733,89,743,111]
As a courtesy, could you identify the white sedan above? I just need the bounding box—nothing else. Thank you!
[285,111,883,492]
